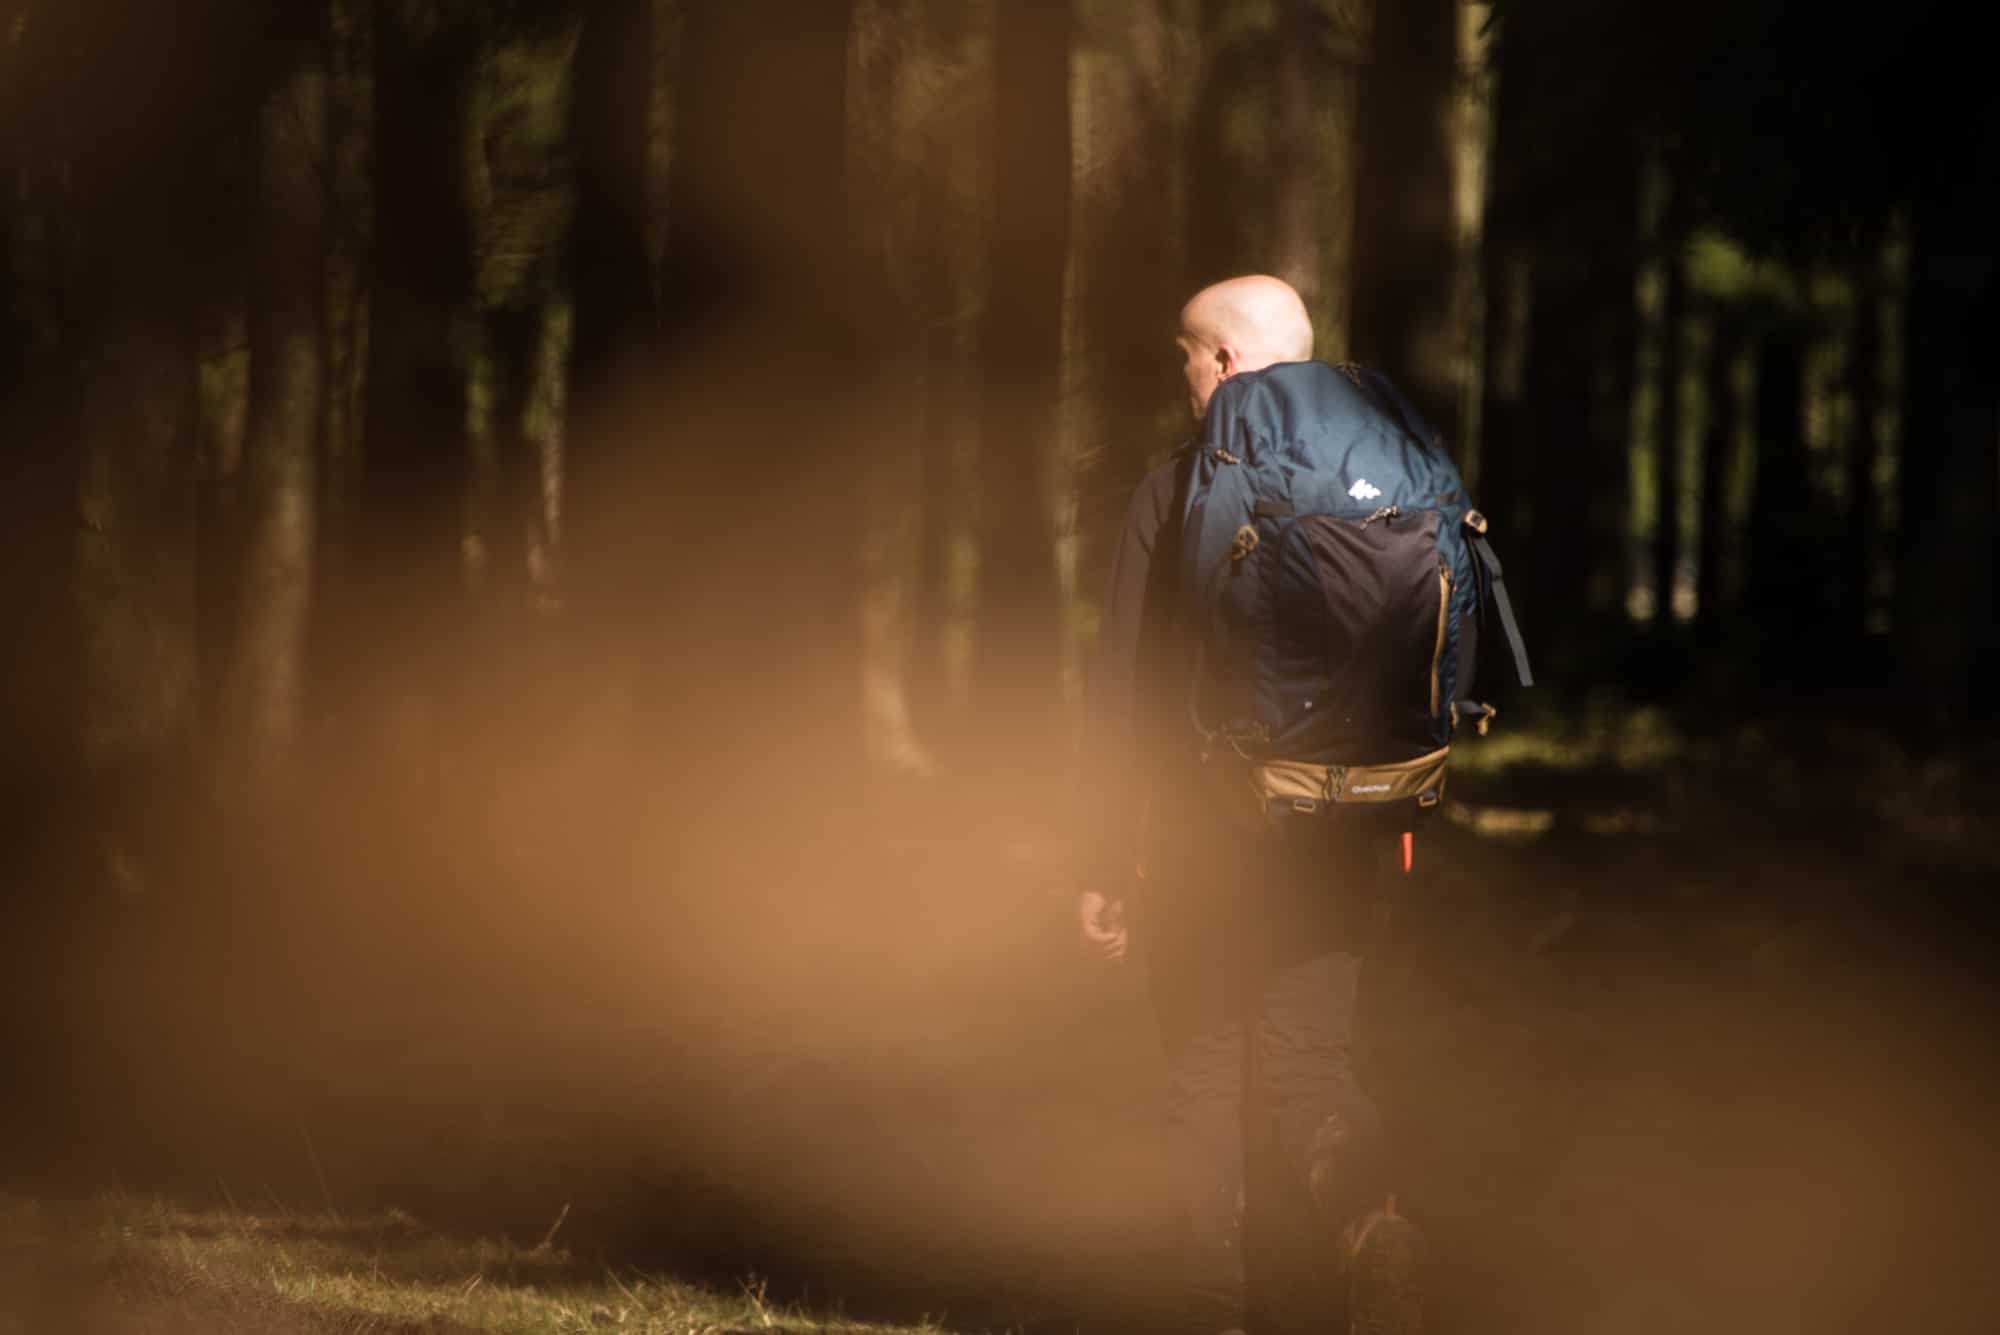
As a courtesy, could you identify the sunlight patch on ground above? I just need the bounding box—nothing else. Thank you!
[3,1194,958,1335]
[1450,704,1685,776]
[1444,800,1555,839]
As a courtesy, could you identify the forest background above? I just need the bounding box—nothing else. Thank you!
[3,2,1998,1333]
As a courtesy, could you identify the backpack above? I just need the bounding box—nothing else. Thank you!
[1177,360,1532,833]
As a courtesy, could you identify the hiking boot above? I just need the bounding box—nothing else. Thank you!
[1344,1196,1425,1335]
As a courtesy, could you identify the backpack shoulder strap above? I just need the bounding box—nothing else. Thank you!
[1464,513,1534,688]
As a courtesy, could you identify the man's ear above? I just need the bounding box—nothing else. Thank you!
[1214,344,1239,378]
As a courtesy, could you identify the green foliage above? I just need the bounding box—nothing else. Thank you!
[1684,231,1799,310]
[477,22,580,309]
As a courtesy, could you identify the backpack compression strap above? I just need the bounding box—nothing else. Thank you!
[1466,529,1534,688]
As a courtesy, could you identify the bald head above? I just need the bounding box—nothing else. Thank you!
[1175,275,1314,419]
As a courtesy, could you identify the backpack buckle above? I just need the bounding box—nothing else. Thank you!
[1228,524,1260,563]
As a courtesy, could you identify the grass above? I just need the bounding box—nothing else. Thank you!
[1,1193,961,1335]
[1447,697,1687,776]
[1447,701,1999,867]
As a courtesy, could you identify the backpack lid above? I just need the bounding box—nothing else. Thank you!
[1201,360,1459,492]
[1184,361,1467,603]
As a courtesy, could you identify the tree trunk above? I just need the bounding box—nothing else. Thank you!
[911,301,974,753]
[63,21,236,784]
[1745,320,1810,652]
[1074,0,1187,477]
[1842,272,1883,643]
[1649,183,1690,628]
[223,9,328,787]
[1694,314,1740,636]
[1481,10,1646,665]
[312,0,373,694]
[1350,0,1460,436]
[484,305,546,613]
[0,22,81,799]
[1513,172,1641,665]
[1516,255,1594,665]
[1473,14,1537,546]
[1188,0,1239,285]
[1271,0,1321,308]
[1071,0,1193,648]
[1587,210,1639,622]
[565,0,656,601]
[902,0,983,757]
[0,325,81,801]
[636,0,862,890]
[353,0,480,771]
[971,0,1072,790]
[1273,0,1372,358]
[1897,188,2000,736]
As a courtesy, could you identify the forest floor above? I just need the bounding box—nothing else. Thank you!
[8,709,2000,1334]
[0,1193,954,1334]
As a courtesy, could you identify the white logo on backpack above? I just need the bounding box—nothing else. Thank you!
[1349,478,1382,501]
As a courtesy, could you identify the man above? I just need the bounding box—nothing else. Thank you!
[1078,275,1411,1334]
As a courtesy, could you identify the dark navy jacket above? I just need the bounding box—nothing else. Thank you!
[1075,448,1196,893]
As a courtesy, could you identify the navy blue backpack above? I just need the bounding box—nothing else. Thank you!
[1178,360,1532,831]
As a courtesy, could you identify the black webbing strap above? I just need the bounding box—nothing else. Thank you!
[1252,499,1293,519]
[1468,533,1534,688]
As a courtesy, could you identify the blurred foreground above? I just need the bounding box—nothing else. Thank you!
[7,712,1998,1334]
[6,6,1998,1330]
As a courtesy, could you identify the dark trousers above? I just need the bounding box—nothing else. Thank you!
[1144,818,1391,1335]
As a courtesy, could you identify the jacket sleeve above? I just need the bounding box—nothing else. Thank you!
[1074,457,1183,893]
